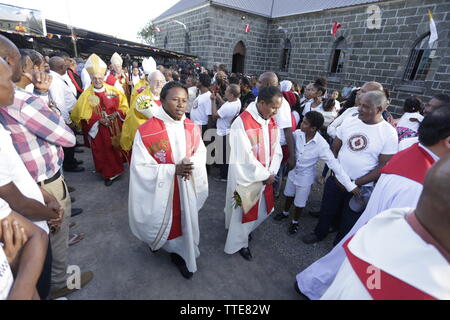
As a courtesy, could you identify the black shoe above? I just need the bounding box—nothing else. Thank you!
[170,253,193,279]
[302,233,321,244]
[76,160,84,165]
[68,186,76,193]
[64,166,85,173]
[74,147,84,153]
[248,233,252,242]
[104,179,114,187]
[238,247,253,261]
[288,223,299,235]
[273,212,289,222]
[71,197,75,203]
[71,208,83,217]
[309,211,320,218]
[294,281,310,300]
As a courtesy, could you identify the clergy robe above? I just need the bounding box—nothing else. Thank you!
[128,108,208,273]
[321,208,450,300]
[129,78,149,108]
[296,143,438,299]
[224,103,283,255]
[120,86,161,152]
[71,84,129,179]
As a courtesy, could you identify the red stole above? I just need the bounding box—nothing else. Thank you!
[138,116,201,240]
[240,110,278,223]
[105,74,117,87]
[343,237,437,300]
[380,143,435,184]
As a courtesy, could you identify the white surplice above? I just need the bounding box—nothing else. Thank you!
[321,208,450,300]
[296,145,439,300]
[128,109,208,273]
[224,103,283,254]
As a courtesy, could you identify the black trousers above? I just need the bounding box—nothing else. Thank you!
[219,134,229,179]
[36,239,52,300]
[63,127,77,170]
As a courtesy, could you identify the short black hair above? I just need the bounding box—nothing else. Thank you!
[160,81,188,101]
[258,86,282,104]
[18,49,30,69]
[240,76,251,89]
[433,94,450,104]
[198,73,211,88]
[418,104,450,146]
[404,96,423,113]
[23,49,43,67]
[304,111,324,130]
[228,75,240,85]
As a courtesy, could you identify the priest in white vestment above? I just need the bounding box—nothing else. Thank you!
[296,106,450,299]
[128,82,208,279]
[322,153,450,299]
[224,86,283,261]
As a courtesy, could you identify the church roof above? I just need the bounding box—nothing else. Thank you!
[153,0,381,22]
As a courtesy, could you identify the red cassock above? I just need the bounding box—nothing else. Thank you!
[82,91,126,179]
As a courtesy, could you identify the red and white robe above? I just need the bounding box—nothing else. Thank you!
[321,208,450,300]
[297,143,438,299]
[224,102,283,254]
[128,108,208,273]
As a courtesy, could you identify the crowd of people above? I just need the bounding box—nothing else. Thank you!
[0,33,449,300]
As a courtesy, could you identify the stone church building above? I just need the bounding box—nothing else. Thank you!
[153,0,450,114]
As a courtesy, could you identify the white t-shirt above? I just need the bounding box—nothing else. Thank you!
[190,91,212,126]
[0,125,49,233]
[336,117,399,186]
[396,112,424,133]
[0,196,14,300]
[276,97,294,146]
[302,101,324,116]
[399,136,419,151]
[217,100,241,136]
[187,86,199,114]
[334,100,342,112]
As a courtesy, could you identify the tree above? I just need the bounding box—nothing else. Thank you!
[137,21,158,45]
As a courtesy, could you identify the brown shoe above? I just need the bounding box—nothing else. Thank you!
[50,271,94,299]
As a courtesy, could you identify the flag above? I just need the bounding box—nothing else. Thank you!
[331,21,341,37]
[428,10,438,47]
[244,24,250,33]
[153,26,162,32]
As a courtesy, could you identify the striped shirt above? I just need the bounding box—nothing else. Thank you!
[0,88,76,183]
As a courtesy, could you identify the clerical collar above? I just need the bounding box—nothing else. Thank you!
[419,144,440,162]
[406,212,450,263]
[94,87,105,93]
[159,107,185,123]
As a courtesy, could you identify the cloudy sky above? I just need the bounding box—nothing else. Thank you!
[1,0,180,42]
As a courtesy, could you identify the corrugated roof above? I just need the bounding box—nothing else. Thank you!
[153,0,382,22]
[153,0,207,22]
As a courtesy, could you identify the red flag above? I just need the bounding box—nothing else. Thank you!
[244,24,250,33]
[331,21,341,37]
[153,26,162,32]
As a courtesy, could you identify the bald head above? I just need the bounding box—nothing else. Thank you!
[0,57,15,107]
[415,154,450,252]
[49,56,66,75]
[356,81,384,106]
[0,35,21,82]
[258,72,279,88]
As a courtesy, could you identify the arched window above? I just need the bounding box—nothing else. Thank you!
[330,37,346,74]
[403,33,436,83]
[280,38,291,72]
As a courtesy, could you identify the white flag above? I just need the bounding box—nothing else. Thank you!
[428,10,438,47]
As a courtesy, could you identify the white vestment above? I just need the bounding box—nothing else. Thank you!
[224,103,282,254]
[321,208,450,300]
[297,146,439,299]
[128,109,208,273]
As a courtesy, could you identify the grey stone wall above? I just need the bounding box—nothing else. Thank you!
[267,0,450,115]
[154,0,450,114]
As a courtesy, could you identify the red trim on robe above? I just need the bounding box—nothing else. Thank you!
[380,143,436,184]
[138,117,201,240]
[343,237,437,300]
[239,111,278,223]
[105,74,117,87]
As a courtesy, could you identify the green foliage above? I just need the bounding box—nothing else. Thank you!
[137,21,156,44]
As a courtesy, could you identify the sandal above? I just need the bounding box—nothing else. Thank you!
[68,233,84,246]
[69,222,76,229]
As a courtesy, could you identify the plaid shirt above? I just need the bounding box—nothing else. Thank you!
[0,88,76,183]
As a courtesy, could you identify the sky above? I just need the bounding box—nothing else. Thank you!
[0,0,180,42]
